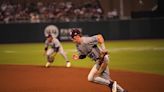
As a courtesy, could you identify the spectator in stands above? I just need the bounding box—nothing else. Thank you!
[30,12,40,23]
[107,9,119,19]
[0,0,103,23]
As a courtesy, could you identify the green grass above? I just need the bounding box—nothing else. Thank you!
[108,39,164,75]
[0,39,164,75]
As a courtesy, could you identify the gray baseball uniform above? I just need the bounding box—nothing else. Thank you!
[76,35,124,91]
[45,37,68,62]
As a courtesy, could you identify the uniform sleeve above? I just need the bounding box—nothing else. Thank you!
[92,35,106,51]
[76,45,85,55]
[45,40,48,47]
[84,36,98,44]
[44,40,48,51]
[54,38,61,47]
[76,47,86,59]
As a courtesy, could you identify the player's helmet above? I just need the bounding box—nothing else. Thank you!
[70,29,81,38]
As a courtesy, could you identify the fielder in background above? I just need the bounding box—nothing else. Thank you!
[70,29,127,92]
[44,25,71,68]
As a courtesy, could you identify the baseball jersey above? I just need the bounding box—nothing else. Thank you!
[76,35,103,62]
[45,38,61,52]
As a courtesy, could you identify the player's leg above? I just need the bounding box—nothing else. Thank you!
[45,48,55,67]
[102,55,125,92]
[110,81,126,92]
[87,64,98,82]
[99,66,115,92]
[92,64,125,92]
[88,54,112,85]
[104,55,124,92]
[90,55,125,92]
[88,63,111,85]
[89,55,112,84]
[58,46,71,67]
[116,84,125,92]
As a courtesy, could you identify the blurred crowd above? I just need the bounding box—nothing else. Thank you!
[0,0,110,23]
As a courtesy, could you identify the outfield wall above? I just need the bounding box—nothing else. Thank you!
[0,18,164,43]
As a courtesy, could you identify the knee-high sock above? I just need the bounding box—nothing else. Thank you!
[94,76,124,91]
[117,83,124,92]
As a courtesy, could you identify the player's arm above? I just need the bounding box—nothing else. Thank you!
[44,41,48,55]
[73,46,86,60]
[97,34,106,51]
[97,34,104,44]
[43,46,48,55]
[44,47,48,51]
[72,54,86,60]
[98,62,108,74]
[44,41,49,51]
[95,62,108,77]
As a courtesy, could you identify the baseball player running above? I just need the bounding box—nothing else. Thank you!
[70,29,127,92]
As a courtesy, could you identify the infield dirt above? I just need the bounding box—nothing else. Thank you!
[0,65,164,92]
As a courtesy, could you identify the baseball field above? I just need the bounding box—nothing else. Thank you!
[0,39,164,92]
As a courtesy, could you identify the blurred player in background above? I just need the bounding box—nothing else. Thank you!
[70,29,127,92]
[44,25,71,68]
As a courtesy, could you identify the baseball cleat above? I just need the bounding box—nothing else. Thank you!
[66,61,71,68]
[112,81,117,92]
[45,62,51,68]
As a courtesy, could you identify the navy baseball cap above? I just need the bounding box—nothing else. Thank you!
[70,29,81,38]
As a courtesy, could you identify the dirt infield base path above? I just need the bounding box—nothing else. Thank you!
[0,65,164,92]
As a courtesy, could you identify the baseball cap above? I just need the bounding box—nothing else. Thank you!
[70,29,81,38]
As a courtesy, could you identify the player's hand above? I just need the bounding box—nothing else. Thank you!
[100,50,108,58]
[94,71,101,77]
[97,34,104,44]
[72,54,79,60]
[101,50,108,55]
